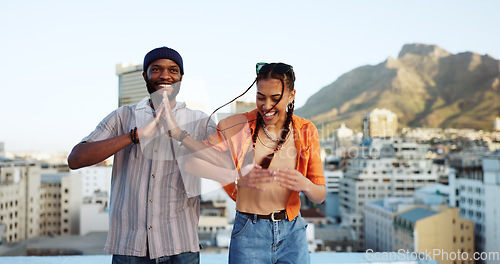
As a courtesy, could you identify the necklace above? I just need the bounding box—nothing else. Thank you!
[262,123,280,143]
[257,135,276,149]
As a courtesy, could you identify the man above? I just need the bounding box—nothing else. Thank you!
[68,46,214,263]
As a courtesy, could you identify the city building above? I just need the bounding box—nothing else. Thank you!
[80,191,109,235]
[314,224,358,252]
[447,153,486,254]
[61,172,82,235]
[40,171,83,236]
[116,63,147,107]
[323,156,343,219]
[482,153,500,260]
[198,199,231,248]
[0,160,41,243]
[364,183,451,252]
[393,207,474,264]
[39,174,63,236]
[333,123,355,149]
[362,108,398,139]
[446,152,500,264]
[78,166,112,198]
[340,137,442,247]
[364,197,416,252]
[198,200,229,233]
[70,166,112,235]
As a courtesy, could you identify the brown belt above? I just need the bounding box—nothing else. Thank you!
[240,210,288,222]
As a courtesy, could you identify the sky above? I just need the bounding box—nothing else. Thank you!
[1,0,499,153]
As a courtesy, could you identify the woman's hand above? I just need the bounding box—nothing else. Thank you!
[273,168,326,203]
[237,164,275,191]
[273,168,310,192]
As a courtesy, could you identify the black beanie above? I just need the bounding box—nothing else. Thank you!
[143,47,184,75]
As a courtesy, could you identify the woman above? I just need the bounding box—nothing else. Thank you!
[185,62,325,263]
[158,62,325,263]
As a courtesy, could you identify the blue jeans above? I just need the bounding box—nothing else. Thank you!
[112,251,199,264]
[229,211,310,264]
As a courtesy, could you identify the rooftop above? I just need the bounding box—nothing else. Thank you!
[395,207,437,225]
[0,232,440,263]
[0,253,440,264]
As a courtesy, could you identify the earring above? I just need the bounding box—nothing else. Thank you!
[287,100,294,112]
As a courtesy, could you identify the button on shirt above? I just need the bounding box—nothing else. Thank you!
[82,99,215,259]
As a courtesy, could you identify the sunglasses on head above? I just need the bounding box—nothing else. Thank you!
[256,62,294,78]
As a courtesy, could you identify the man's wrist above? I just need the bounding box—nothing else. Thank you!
[177,130,189,143]
[168,128,182,140]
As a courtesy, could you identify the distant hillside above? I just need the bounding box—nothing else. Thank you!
[295,43,500,134]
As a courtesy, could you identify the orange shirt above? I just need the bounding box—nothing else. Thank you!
[204,109,325,221]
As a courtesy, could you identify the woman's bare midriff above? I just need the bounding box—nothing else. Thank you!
[236,130,297,215]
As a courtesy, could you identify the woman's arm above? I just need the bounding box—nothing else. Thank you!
[273,122,326,203]
[273,169,326,204]
[185,156,274,189]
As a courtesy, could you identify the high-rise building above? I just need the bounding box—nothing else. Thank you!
[481,154,500,262]
[0,160,41,242]
[447,153,486,254]
[116,63,147,107]
[362,108,398,139]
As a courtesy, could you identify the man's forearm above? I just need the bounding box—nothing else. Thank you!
[67,133,133,169]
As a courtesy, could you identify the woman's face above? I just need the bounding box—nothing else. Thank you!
[256,78,295,128]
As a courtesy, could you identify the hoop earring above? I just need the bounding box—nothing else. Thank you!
[287,100,295,112]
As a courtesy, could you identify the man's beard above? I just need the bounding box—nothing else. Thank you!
[145,78,181,101]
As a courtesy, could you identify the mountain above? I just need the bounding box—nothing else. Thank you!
[295,43,500,133]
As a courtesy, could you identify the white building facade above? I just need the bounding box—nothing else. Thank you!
[482,154,500,262]
[340,138,441,245]
[0,160,41,242]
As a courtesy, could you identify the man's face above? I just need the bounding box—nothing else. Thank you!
[143,59,182,100]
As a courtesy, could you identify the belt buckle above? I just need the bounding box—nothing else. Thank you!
[270,210,282,222]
